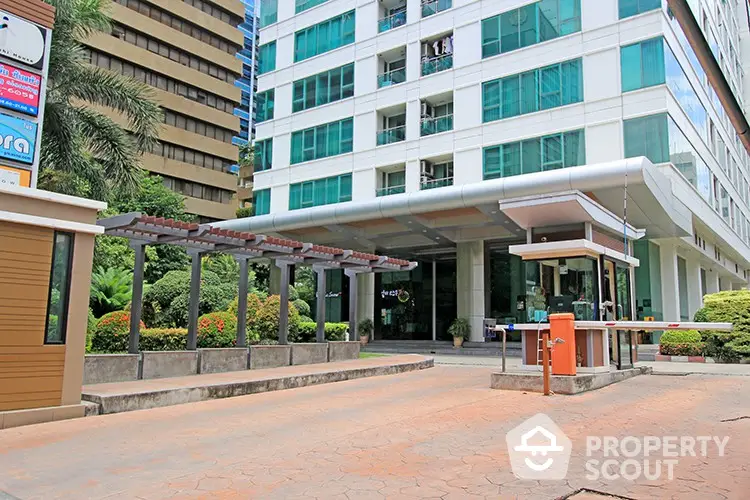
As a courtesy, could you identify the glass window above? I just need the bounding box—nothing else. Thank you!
[621,37,665,92]
[45,232,74,344]
[484,129,585,180]
[619,0,661,20]
[290,118,354,164]
[253,189,271,216]
[291,63,355,113]
[258,42,276,75]
[255,138,273,172]
[296,0,329,14]
[524,257,599,321]
[289,174,352,210]
[260,0,277,27]
[256,90,274,123]
[294,11,356,62]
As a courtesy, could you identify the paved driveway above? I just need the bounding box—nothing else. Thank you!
[0,366,748,499]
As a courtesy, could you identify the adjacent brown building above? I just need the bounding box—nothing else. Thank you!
[82,0,245,220]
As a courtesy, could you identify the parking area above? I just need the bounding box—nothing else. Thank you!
[0,365,748,499]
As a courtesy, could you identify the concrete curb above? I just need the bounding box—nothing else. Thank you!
[490,366,651,395]
[83,357,434,415]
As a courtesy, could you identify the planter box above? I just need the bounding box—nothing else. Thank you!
[249,345,291,369]
[83,354,139,385]
[290,343,328,366]
[328,341,360,362]
[198,348,248,374]
[140,351,198,379]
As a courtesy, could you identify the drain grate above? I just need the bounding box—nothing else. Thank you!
[721,416,750,422]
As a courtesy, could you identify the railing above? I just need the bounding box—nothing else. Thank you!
[378,10,406,33]
[376,185,406,197]
[377,68,406,88]
[420,114,453,136]
[421,53,453,76]
[421,0,452,17]
[377,126,406,145]
[421,177,453,190]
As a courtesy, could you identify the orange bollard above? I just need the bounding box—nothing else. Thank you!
[549,313,576,376]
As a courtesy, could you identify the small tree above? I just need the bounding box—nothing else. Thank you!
[254,295,301,343]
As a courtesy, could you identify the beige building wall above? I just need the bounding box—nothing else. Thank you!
[82,0,245,220]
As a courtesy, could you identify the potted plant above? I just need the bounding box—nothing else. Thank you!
[358,318,374,345]
[449,318,471,348]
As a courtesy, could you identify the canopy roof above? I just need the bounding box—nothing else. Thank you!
[98,212,418,272]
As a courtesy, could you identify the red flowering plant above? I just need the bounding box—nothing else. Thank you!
[196,312,237,348]
[90,311,145,352]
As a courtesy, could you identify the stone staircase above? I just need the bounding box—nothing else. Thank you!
[362,340,522,357]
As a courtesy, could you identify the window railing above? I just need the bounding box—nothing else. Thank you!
[421,0,451,18]
[377,67,406,88]
[376,125,406,145]
[421,53,453,76]
[376,185,406,197]
[378,10,406,33]
[421,177,453,190]
[420,114,453,136]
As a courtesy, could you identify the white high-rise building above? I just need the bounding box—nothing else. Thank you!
[220,0,750,345]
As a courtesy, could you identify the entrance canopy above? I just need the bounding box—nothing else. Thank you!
[97,213,417,352]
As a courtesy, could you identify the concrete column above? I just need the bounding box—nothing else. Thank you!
[658,241,680,322]
[235,256,249,347]
[186,252,202,350]
[357,272,375,326]
[686,255,703,321]
[314,266,326,343]
[706,268,720,294]
[277,261,291,345]
[269,262,282,295]
[457,240,485,342]
[128,242,146,355]
[345,269,359,341]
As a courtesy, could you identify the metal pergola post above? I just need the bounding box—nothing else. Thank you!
[314,266,326,343]
[345,269,359,341]
[129,242,146,354]
[186,251,202,350]
[277,261,292,345]
[235,256,249,348]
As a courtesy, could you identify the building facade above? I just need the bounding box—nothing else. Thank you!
[218,0,750,342]
[236,0,260,207]
[82,0,246,220]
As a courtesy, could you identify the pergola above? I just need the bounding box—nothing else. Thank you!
[98,213,417,353]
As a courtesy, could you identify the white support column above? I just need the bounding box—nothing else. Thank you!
[357,272,375,337]
[706,268,720,294]
[658,241,681,322]
[457,240,485,342]
[686,255,703,320]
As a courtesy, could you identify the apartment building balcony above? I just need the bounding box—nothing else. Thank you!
[420,158,453,190]
[378,47,406,88]
[420,114,453,136]
[421,0,451,18]
[377,107,406,146]
[421,53,452,76]
[377,166,406,196]
[378,67,406,88]
[377,126,406,146]
[376,185,406,196]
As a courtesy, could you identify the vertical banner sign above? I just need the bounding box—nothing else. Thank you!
[0,112,37,164]
[0,63,41,115]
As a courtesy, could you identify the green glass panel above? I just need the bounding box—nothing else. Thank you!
[482,16,501,58]
[522,138,542,174]
[484,146,502,179]
[540,65,561,110]
[563,130,585,167]
[258,42,276,75]
[296,0,329,14]
[294,11,356,62]
[289,184,301,210]
[623,114,669,164]
[501,75,520,118]
[519,4,538,48]
[290,118,354,164]
[561,59,583,104]
[503,142,522,177]
[500,10,520,52]
[619,0,661,19]
[641,38,665,87]
[259,0,277,27]
[620,43,643,92]
[542,134,563,170]
[256,90,274,123]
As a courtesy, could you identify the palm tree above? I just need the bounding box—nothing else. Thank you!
[39,0,162,199]
[90,266,133,317]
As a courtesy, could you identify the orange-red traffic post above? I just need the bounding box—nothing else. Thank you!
[542,331,550,396]
[549,313,577,376]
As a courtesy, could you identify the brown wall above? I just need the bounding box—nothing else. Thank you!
[0,222,64,411]
[0,0,55,29]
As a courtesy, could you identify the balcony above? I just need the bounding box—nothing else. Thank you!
[421,0,451,18]
[377,67,406,88]
[377,126,406,146]
[376,185,406,197]
[421,53,453,76]
[421,177,453,190]
[420,114,453,136]
[378,11,406,33]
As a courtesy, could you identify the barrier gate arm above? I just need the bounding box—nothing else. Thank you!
[494,321,733,332]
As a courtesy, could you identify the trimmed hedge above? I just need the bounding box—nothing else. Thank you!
[91,311,145,352]
[297,322,348,342]
[140,328,187,351]
[255,295,301,343]
[197,312,237,348]
[694,290,750,362]
[659,330,704,356]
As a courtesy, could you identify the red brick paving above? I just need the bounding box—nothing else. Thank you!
[0,366,748,499]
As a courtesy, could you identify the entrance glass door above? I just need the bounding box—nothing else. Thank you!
[602,258,634,369]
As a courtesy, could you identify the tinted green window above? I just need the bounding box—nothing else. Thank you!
[290,118,353,164]
[255,138,272,172]
[256,90,274,123]
[292,63,354,112]
[289,174,352,210]
[296,0,329,14]
[45,232,74,344]
[623,114,669,164]
[253,189,271,216]
[294,11,356,62]
[481,0,582,59]
[259,0,277,27]
[482,58,583,123]
[619,0,662,19]
[484,129,586,180]
[258,42,276,75]
[621,37,665,92]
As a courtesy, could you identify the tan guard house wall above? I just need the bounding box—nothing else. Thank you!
[0,185,105,429]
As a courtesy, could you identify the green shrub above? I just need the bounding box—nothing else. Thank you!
[297,322,348,342]
[659,330,703,356]
[299,315,313,323]
[91,311,145,352]
[86,309,97,353]
[197,312,237,348]
[693,290,750,362]
[292,299,311,317]
[254,295,300,343]
[140,328,187,351]
[660,330,702,344]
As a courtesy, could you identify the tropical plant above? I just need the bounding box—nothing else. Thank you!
[448,318,471,340]
[197,312,237,348]
[694,290,750,362]
[358,318,374,337]
[254,295,301,343]
[89,267,133,317]
[39,0,162,199]
[236,206,253,218]
[90,310,144,352]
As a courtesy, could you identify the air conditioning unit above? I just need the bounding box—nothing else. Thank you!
[420,160,434,179]
[420,43,433,58]
[420,102,433,118]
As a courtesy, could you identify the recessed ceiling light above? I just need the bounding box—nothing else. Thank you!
[422,229,427,233]
[505,220,510,223]
[491,210,497,214]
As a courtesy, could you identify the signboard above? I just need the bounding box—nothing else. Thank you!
[0,11,46,69]
[0,164,31,187]
[0,112,37,164]
[0,62,41,115]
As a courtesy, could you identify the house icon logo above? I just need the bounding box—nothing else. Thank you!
[506,413,572,480]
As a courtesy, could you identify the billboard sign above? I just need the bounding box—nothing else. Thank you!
[0,164,31,187]
[0,11,46,69]
[0,112,37,164]
[0,62,41,115]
